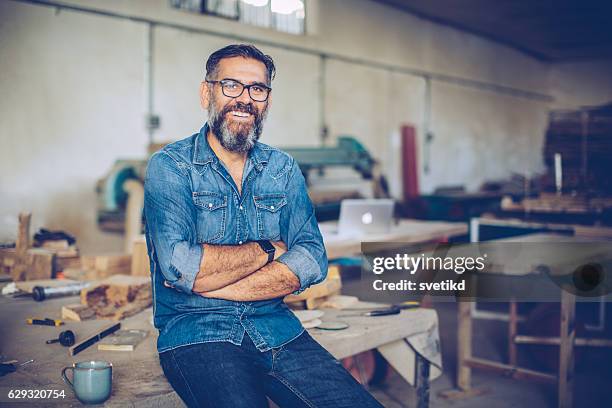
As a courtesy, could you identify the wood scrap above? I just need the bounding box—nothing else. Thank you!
[0,248,16,276]
[5,213,80,282]
[80,253,131,279]
[11,213,56,281]
[55,253,81,271]
[131,236,150,277]
[81,275,152,320]
[16,213,31,257]
[62,303,96,321]
[285,265,341,309]
[63,267,100,281]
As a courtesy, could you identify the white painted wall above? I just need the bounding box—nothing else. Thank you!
[549,60,612,109]
[1,0,611,252]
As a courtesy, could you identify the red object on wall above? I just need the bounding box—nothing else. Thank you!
[401,125,419,201]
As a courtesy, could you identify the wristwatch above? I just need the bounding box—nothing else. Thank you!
[256,240,275,264]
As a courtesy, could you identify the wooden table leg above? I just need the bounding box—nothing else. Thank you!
[457,301,472,391]
[416,353,430,408]
[558,289,576,408]
[508,298,518,366]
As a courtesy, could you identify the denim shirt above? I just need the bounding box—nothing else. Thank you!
[144,124,328,353]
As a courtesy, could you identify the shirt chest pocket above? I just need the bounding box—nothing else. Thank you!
[253,193,287,240]
[192,191,227,243]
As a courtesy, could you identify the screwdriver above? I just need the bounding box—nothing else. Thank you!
[338,305,402,318]
[338,301,420,317]
[26,318,64,327]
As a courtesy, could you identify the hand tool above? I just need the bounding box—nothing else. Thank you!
[32,282,91,301]
[70,322,121,356]
[338,301,420,316]
[0,359,34,377]
[46,330,76,347]
[337,305,402,318]
[26,317,64,326]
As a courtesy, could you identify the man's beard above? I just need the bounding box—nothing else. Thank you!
[208,99,267,153]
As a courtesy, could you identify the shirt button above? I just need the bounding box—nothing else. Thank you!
[208,203,213,208]
[239,205,244,210]
[270,205,275,210]
[239,241,243,245]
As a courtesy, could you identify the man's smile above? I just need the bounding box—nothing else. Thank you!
[229,110,253,118]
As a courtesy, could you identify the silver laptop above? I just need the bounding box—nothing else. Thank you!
[337,199,395,236]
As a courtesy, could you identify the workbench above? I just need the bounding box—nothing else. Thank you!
[0,294,441,408]
[320,219,468,259]
[455,233,612,408]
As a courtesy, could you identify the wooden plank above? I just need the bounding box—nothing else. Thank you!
[16,213,31,256]
[61,303,95,321]
[80,253,132,279]
[131,236,151,277]
[558,290,576,408]
[25,249,55,280]
[123,180,145,254]
[457,301,472,391]
[464,357,557,384]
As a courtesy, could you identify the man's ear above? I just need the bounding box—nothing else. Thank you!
[199,81,210,111]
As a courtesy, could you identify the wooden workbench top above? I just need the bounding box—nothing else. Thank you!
[0,294,438,407]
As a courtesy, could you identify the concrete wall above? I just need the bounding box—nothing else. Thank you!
[1,0,611,252]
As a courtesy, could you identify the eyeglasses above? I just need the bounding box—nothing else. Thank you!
[206,79,271,102]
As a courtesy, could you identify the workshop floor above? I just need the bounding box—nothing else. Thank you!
[358,302,612,408]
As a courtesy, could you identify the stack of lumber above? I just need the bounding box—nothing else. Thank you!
[1,213,83,280]
[544,103,612,195]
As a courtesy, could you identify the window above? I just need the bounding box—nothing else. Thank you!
[170,0,306,35]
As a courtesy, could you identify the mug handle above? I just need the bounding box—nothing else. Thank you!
[61,367,74,389]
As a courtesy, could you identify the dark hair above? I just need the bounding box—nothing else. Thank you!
[205,44,276,84]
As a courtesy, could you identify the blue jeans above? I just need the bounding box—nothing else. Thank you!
[159,331,384,408]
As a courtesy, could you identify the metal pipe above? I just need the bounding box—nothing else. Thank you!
[318,54,328,145]
[13,0,554,102]
[145,23,155,145]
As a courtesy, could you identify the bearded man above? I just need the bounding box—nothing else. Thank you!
[144,44,383,408]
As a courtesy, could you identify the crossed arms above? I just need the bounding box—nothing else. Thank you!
[193,241,300,301]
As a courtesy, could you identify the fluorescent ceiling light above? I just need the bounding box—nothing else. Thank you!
[271,0,304,15]
[242,0,269,6]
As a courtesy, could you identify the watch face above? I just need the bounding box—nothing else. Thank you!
[259,240,274,253]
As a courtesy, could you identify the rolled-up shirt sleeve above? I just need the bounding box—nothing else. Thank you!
[277,159,328,294]
[144,151,202,294]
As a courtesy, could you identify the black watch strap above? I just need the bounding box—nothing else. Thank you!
[256,240,275,264]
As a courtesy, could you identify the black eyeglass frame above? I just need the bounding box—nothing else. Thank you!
[206,79,272,102]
